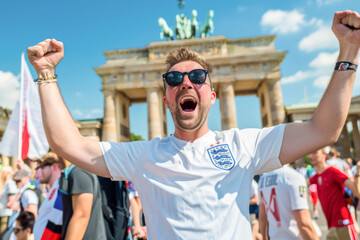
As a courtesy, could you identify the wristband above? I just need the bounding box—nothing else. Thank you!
[34,74,58,82]
[334,62,357,71]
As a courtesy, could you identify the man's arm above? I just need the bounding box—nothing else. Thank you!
[279,11,360,164]
[27,39,110,177]
[65,193,93,240]
[293,209,319,240]
[249,194,258,205]
[344,178,360,198]
[130,197,146,239]
[258,202,268,240]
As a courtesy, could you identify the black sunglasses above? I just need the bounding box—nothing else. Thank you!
[35,163,53,171]
[14,227,24,234]
[162,69,210,87]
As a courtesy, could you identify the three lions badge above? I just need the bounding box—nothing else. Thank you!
[207,144,235,170]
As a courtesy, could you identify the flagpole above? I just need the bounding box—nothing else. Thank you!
[17,53,25,160]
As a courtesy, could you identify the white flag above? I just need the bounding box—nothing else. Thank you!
[0,53,49,159]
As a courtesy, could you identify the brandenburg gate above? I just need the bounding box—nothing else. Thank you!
[94,35,287,142]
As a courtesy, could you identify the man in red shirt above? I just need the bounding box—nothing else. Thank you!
[309,148,360,240]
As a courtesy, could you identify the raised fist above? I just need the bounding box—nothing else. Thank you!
[27,39,64,77]
[332,10,360,46]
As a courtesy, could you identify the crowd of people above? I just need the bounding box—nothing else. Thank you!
[248,146,360,240]
[0,9,359,240]
[1,146,360,239]
[0,153,146,240]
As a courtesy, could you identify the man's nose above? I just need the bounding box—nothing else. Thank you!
[180,74,193,89]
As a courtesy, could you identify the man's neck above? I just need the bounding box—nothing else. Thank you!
[314,162,328,174]
[48,172,61,188]
[173,126,210,142]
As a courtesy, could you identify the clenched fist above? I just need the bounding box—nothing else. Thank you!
[332,10,360,47]
[27,39,64,78]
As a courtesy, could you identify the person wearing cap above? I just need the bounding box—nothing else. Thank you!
[8,169,39,219]
[2,169,40,240]
[33,152,64,240]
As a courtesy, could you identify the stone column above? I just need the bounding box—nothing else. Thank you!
[102,91,117,142]
[267,79,285,125]
[341,123,352,158]
[219,83,237,130]
[147,88,163,139]
[351,118,360,159]
[158,90,167,137]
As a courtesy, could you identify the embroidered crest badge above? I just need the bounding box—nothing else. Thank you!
[318,176,322,185]
[299,186,307,198]
[207,144,235,170]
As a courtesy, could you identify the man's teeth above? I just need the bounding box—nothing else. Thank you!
[181,96,196,104]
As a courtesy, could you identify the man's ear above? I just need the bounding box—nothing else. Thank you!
[163,96,169,109]
[210,91,216,105]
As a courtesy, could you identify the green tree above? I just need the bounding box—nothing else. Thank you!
[131,132,145,142]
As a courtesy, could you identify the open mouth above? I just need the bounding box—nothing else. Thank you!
[180,96,197,112]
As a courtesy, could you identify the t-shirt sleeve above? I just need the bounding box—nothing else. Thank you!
[242,124,285,175]
[99,140,151,181]
[331,166,349,185]
[250,180,258,198]
[68,168,95,195]
[21,190,39,207]
[287,172,309,210]
[7,181,18,195]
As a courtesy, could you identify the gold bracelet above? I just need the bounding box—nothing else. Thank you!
[37,79,58,85]
[34,74,58,82]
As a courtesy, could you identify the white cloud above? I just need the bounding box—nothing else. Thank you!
[90,109,103,115]
[260,9,306,34]
[282,51,339,89]
[299,26,338,52]
[72,109,83,117]
[0,71,20,109]
[282,71,312,84]
[313,75,331,88]
[71,108,103,119]
[309,51,339,68]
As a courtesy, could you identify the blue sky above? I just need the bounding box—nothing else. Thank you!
[0,0,359,140]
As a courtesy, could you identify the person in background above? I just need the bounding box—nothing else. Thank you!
[259,165,319,240]
[250,179,262,240]
[309,148,360,240]
[33,152,64,240]
[128,181,146,240]
[13,211,35,240]
[306,165,319,219]
[59,164,106,240]
[0,167,17,236]
[98,176,129,240]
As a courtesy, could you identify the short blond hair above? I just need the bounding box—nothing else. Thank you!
[165,48,212,73]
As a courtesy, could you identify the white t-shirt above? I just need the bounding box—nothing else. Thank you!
[250,180,258,199]
[33,179,62,240]
[100,125,285,240]
[259,165,309,240]
[0,180,17,217]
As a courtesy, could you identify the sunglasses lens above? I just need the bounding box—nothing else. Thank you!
[189,70,207,84]
[166,72,183,86]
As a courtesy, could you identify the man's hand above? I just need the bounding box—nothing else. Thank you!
[332,11,360,48]
[27,39,64,78]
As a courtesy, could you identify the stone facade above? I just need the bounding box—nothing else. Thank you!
[95,35,287,141]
